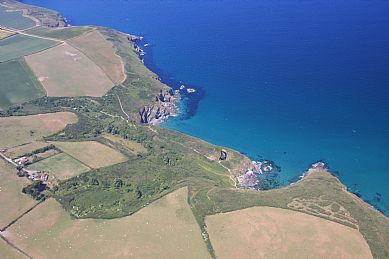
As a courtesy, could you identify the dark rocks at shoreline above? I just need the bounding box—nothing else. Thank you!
[139,89,178,124]
[237,171,258,188]
[139,105,171,124]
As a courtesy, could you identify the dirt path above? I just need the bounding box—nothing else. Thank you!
[0,152,18,167]
[115,94,130,121]
[2,27,65,43]
[218,161,237,188]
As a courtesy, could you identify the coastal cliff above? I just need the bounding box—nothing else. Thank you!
[139,89,179,124]
[0,1,388,258]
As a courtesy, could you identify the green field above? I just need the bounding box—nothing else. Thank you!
[26,26,93,40]
[0,112,77,148]
[28,153,90,180]
[0,59,45,109]
[50,141,127,169]
[0,34,57,62]
[0,5,35,30]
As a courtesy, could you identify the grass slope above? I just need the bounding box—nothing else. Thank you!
[0,4,35,30]
[0,59,45,109]
[0,34,57,62]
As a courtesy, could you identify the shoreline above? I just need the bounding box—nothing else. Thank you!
[3,0,387,218]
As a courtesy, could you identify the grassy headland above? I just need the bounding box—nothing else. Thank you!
[0,1,388,258]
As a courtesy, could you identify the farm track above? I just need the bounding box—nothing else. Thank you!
[116,94,130,120]
[2,27,65,43]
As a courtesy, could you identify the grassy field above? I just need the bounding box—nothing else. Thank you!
[69,29,125,85]
[0,34,57,62]
[0,112,77,148]
[0,5,35,30]
[189,169,389,258]
[0,59,45,109]
[0,29,15,40]
[28,153,90,180]
[26,26,93,40]
[25,43,114,97]
[102,134,148,155]
[6,188,210,259]
[0,160,37,230]
[50,141,127,169]
[4,141,49,159]
[0,238,27,259]
[206,206,372,259]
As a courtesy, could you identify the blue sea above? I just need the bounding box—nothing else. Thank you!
[24,0,389,215]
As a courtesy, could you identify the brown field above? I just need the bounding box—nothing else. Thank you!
[25,43,114,97]
[0,238,27,259]
[206,206,373,259]
[69,30,125,85]
[5,188,210,259]
[29,148,59,162]
[0,30,14,40]
[0,160,37,230]
[4,141,48,159]
[50,141,128,169]
[103,134,148,154]
[0,112,77,148]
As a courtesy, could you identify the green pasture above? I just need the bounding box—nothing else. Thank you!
[28,153,90,180]
[0,5,35,30]
[0,34,57,62]
[0,59,45,109]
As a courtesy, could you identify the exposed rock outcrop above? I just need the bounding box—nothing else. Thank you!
[139,105,171,124]
[219,149,227,160]
[237,170,259,188]
[139,89,178,124]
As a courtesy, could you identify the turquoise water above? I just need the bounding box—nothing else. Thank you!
[23,0,389,215]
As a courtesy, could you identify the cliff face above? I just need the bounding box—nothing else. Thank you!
[139,89,178,124]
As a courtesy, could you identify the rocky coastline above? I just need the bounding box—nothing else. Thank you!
[5,0,381,205]
[138,89,180,125]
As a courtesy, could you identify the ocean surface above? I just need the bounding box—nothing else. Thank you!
[24,0,389,215]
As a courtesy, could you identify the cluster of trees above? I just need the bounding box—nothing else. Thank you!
[22,182,46,200]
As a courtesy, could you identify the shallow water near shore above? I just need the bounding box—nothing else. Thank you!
[23,0,389,215]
